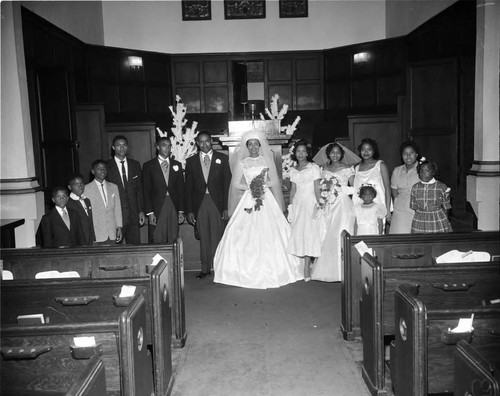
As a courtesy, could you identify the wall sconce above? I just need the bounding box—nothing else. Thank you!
[353,52,370,65]
[128,56,143,70]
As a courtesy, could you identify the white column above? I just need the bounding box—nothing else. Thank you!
[466,0,500,231]
[1,2,45,247]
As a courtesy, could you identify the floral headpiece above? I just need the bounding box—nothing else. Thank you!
[418,156,426,164]
[358,183,377,196]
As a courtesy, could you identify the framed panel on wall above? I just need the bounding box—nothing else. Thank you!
[176,87,201,113]
[224,0,265,19]
[279,0,308,18]
[182,0,211,21]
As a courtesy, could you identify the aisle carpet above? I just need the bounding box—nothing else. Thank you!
[171,274,369,396]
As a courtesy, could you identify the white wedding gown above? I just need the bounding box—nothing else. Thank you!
[214,156,304,289]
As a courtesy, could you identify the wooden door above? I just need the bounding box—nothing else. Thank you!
[35,68,78,195]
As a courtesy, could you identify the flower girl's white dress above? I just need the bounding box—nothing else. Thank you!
[214,156,303,289]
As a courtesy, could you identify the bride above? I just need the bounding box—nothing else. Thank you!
[311,142,360,282]
[213,130,303,289]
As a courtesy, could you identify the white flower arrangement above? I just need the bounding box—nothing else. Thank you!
[259,94,301,135]
[281,146,296,180]
[156,95,199,168]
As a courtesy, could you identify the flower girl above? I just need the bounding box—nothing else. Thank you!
[354,185,387,235]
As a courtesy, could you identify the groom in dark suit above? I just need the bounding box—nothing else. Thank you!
[106,135,145,244]
[185,132,231,279]
[142,137,185,244]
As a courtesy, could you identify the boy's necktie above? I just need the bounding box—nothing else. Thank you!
[62,209,70,230]
[100,183,108,207]
[120,160,128,190]
[80,198,89,215]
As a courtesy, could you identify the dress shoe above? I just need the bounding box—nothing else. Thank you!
[196,271,210,279]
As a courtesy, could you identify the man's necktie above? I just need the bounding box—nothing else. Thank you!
[80,198,89,215]
[100,183,108,207]
[204,154,211,168]
[62,209,70,230]
[120,160,128,190]
[161,160,169,186]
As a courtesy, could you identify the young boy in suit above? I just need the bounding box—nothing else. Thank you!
[40,186,84,248]
[67,174,96,245]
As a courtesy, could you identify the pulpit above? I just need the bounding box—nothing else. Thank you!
[218,120,292,180]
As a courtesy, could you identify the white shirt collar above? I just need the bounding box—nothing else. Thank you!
[158,156,170,164]
[114,156,127,165]
[69,192,82,201]
[200,150,213,159]
[421,178,436,185]
[55,206,67,216]
[94,179,106,186]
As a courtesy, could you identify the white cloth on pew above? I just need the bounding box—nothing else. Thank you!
[35,270,81,279]
[151,253,166,266]
[2,270,14,280]
[436,250,491,263]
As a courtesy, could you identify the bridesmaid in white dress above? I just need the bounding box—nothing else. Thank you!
[213,130,303,289]
[352,138,392,227]
[312,143,357,282]
[287,140,322,282]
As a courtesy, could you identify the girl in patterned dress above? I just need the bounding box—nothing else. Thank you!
[410,161,452,233]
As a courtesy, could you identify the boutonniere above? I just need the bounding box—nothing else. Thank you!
[88,206,92,210]
[173,165,179,172]
[215,158,221,165]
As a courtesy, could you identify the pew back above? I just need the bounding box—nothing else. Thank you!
[1,294,152,395]
[1,351,107,396]
[1,260,172,396]
[1,238,186,348]
[341,230,500,340]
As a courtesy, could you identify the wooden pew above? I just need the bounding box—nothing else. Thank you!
[1,292,152,395]
[1,238,186,348]
[390,284,500,395]
[1,260,173,396]
[454,340,500,396]
[341,230,500,341]
[1,351,107,396]
[359,253,500,395]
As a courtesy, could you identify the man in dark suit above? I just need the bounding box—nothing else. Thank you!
[106,135,145,244]
[185,132,231,279]
[142,137,185,244]
[40,186,84,248]
[67,174,95,245]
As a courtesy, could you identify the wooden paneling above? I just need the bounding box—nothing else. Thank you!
[296,58,320,80]
[410,59,457,133]
[348,114,402,172]
[175,61,200,84]
[268,59,292,81]
[147,87,171,113]
[120,85,147,113]
[204,87,228,113]
[351,79,377,108]
[296,84,321,110]
[90,82,120,113]
[203,61,228,83]
[176,87,201,113]
[268,85,293,109]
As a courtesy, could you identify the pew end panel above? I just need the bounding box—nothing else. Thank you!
[392,285,500,395]
[359,254,387,396]
[119,293,154,396]
[0,348,107,396]
[454,340,500,396]
[391,285,427,396]
[172,237,186,348]
[150,259,174,396]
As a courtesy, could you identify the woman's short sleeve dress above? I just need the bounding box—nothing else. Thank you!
[288,163,322,257]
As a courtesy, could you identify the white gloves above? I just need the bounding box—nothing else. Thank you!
[287,204,293,223]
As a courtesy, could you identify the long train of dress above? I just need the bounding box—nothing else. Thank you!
[214,158,303,289]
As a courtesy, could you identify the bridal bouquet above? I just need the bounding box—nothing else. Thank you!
[244,168,269,213]
[313,175,341,217]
